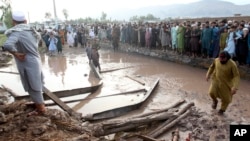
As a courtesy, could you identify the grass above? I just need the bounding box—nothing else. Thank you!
[0,34,7,46]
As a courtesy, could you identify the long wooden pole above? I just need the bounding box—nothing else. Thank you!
[132,99,186,118]
[43,86,81,118]
[100,66,135,73]
[125,75,145,85]
[45,88,146,106]
[0,70,19,75]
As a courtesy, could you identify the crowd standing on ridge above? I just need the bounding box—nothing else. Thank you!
[38,19,250,67]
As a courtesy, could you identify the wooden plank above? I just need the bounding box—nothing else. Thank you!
[89,61,102,80]
[45,88,146,106]
[14,81,103,100]
[82,78,159,121]
[100,66,135,73]
[125,75,145,85]
[0,70,19,75]
[43,86,81,118]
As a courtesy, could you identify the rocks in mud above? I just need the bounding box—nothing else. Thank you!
[0,52,12,67]
[0,112,6,123]
[0,89,14,105]
[0,100,95,140]
[32,125,47,136]
[177,108,232,141]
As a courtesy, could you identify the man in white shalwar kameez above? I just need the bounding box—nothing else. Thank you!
[67,31,74,47]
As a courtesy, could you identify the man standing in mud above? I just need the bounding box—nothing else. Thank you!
[112,24,120,51]
[3,11,46,116]
[206,51,240,115]
[91,41,101,72]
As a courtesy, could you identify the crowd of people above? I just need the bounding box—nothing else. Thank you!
[38,19,250,67]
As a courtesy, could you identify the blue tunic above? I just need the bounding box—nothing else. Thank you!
[4,24,44,103]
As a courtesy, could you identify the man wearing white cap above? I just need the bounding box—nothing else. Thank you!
[3,11,46,116]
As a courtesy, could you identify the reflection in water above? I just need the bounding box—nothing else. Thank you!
[68,55,78,66]
[48,56,67,86]
[41,54,93,91]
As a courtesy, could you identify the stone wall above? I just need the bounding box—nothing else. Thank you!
[100,42,250,80]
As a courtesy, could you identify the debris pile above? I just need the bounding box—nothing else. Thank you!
[0,99,96,141]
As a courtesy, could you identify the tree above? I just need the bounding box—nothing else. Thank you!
[129,15,139,22]
[0,0,12,28]
[100,11,107,21]
[45,12,52,21]
[129,13,160,22]
[62,9,68,21]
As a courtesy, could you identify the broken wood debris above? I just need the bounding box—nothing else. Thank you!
[90,101,195,138]
[148,102,194,138]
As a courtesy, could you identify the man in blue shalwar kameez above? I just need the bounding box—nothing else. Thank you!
[3,11,46,116]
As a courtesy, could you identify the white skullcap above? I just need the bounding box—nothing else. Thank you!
[243,28,249,31]
[12,11,26,21]
[191,24,197,27]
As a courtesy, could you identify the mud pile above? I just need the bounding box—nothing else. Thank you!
[0,95,97,141]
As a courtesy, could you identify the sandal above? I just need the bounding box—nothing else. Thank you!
[27,103,46,117]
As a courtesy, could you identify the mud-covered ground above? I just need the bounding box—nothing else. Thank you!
[0,91,241,141]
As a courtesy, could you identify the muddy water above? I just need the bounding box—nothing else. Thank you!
[1,47,250,121]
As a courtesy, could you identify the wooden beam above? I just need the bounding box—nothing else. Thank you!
[132,99,186,119]
[43,86,81,118]
[45,88,146,106]
[89,61,102,80]
[15,81,103,100]
[0,70,19,75]
[100,66,135,73]
[125,75,145,85]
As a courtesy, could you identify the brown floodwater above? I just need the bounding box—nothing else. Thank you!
[1,47,250,121]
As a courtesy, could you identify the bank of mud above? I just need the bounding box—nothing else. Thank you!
[100,42,250,81]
